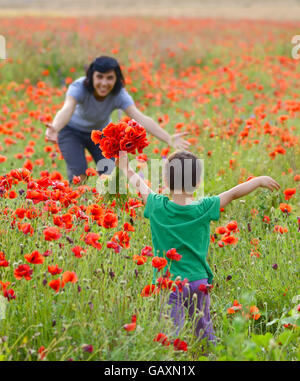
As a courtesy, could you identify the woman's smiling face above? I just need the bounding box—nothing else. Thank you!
[92,70,117,100]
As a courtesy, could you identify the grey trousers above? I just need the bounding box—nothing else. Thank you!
[58,125,115,183]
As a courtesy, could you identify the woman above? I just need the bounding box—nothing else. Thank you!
[45,56,190,183]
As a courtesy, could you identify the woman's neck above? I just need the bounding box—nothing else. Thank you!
[93,91,106,102]
[171,192,194,206]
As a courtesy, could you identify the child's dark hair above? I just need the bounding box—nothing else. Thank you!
[164,150,201,194]
[84,56,125,95]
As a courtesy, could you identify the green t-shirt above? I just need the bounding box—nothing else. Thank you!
[144,193,220,285]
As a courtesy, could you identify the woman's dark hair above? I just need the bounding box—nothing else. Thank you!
[84,56,125,95]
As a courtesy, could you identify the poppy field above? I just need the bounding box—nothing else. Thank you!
[0,16,299,361]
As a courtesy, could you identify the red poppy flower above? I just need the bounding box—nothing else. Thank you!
[14,264,33,281]
[215,226,228,235]
[123,315,137,332]
[106,240,122,253]
[174,278,189,293]
[133,255,147,265]
[3,288,15,301]
[73,176,81,185]
[137,154,148,162]
[91,130,102,145]
[198,284,213,294]
[166,248,182,261]
[101,211,118,229]
[48,264,63,275]
[0,252,9,267]
[273,225,288,234]
[84,232,102,250]
[141,246,153,257]
[20,222,34,236]
[71,246,86,258]
[43,226,61,241]
[152,257,168,271]
[112,231,130,249]
[8,190,18,199]
[0,281,10,292]
[85,168,98,176]
[227,300,242,314]
[141,284,159,297]
[92,120,148,159]
[156,277,174,290]
[279,203,292,213]
[0,155,7,163]
[86,204,104,221]
[248,305,261,320]
[173,338,188,351]
[49,279,63,293]
[153,333,170,346]
[123,222,135,232]
[24,250,45,264]
[38,346,46,360]
[226,220,239,233]
[221,235,238,245]
[62,271,78,284]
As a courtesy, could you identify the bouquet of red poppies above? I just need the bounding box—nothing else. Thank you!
[91,119,149,159]
[91,119,149,206]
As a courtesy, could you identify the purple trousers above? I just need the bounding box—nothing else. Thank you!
[167,278,216,343]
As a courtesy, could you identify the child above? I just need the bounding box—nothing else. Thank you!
[116,150,280,344]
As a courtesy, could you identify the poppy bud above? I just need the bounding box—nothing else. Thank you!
[109,271,115,280]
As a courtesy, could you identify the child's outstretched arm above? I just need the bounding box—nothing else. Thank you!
[219,176,280,208]
[116,152,153,205]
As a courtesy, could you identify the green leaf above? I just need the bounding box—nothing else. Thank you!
[278,330,295,346]
[266,318,279,327]
[252,332,273,349]
[281,316,300,326]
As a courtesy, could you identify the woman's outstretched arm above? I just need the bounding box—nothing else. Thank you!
[124,104,190,150]
[45,95,77,143]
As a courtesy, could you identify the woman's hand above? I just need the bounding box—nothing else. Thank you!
[45,123,58,144]
[169,132,190,150]
[124,105,191,150]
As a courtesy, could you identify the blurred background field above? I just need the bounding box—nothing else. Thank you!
[1,0,300,19]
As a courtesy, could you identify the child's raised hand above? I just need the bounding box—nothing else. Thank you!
[259,176,280,191]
